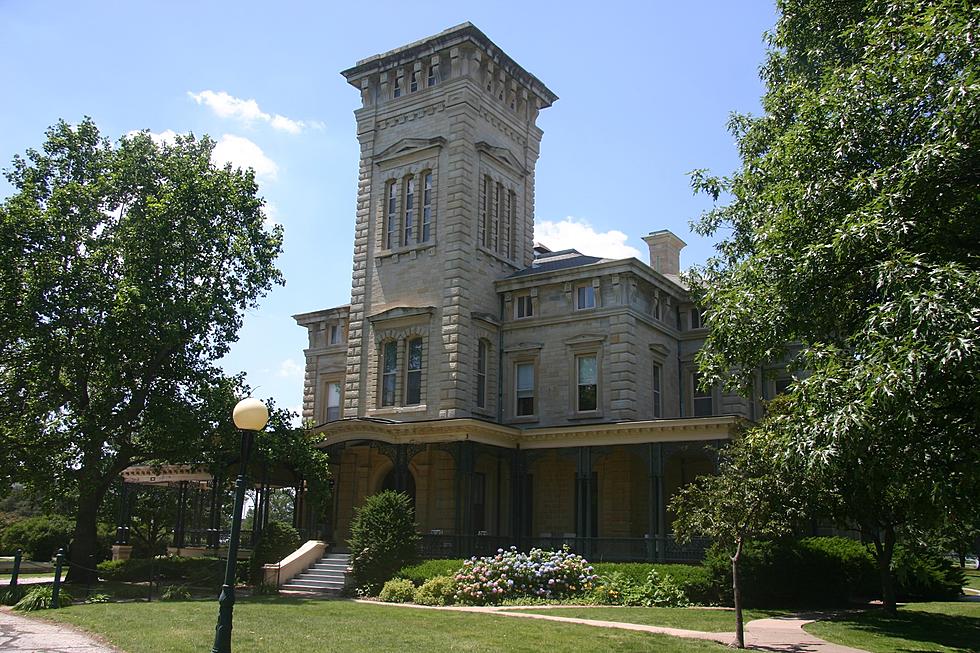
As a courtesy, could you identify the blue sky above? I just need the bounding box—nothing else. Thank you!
[0,0,777,419]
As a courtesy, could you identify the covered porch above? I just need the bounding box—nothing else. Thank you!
[317,416,737,562]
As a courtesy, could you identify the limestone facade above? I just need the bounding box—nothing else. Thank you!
[293,24,763,560]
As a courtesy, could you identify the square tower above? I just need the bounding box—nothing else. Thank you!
[340,23,557,419]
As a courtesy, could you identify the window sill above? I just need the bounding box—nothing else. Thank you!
[376,242,436,264]
[477,244,518,267]
[567,411,603,421]
[367,405,428,418]
[509,415,539,424]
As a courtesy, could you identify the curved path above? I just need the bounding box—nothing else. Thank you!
[0,608,121,653]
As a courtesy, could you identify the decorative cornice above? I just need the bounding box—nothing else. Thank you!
[312,416,741,451]
[475,141,527,176]
[374,137,446,167]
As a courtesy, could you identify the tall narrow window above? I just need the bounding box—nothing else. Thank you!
[329,324,342,345]
[652,363,663,418]
[692,372,713,417]
[406,337,422,405]
[576,284,596,309]
[690,308,702,329]
[476,340,488,409]
[394,73,403,98]
[500,188,510,258]
[515,293,533,319]
[516,362,534,416]
[385,181,398,249]
[427,62,439,87]
[421,172,432,242]
[482,176,492,247]
[403,176,415,244]
[493,182,502,251]
[326,382,342,422]
[577,355,598,412]
[410,70,419,92]
[508,189,517,260]
[381,341,397,407]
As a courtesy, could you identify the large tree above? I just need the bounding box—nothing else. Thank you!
[688,0,979,611]
[0,119,284,581]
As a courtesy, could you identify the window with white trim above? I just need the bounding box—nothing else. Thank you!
[385,180,398,249]
[403,176,415,245]
[690,308,703,330]
[514,293,533,319]
[421,171,433,242]
[326,381,342,422]
[576,354,598,412]
[381,341,397,407]
[330,324,342,345]
[652,362,663,418]
[476,339,488,409]
[410,70,419,93]
[427,62,439,87]
[515,362,535,417]
[692,371,713,417]
[393,72,403,98]
[576,284,596,310]
[405,337,423,405]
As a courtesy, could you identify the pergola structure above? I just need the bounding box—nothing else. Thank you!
[112,462,318,561]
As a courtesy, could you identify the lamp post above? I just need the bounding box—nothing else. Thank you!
[211,397,268,653]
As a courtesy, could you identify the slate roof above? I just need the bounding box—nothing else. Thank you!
[507,249,613,278]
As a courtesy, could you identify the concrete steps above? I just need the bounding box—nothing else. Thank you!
[280,552,350,594]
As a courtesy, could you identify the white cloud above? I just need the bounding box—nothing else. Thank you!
[127,129,180,146]
[188,90,314,134]
[277,358,304,380]
[211,134,279,180]
[534,217,642,260]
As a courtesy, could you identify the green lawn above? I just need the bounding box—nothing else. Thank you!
[510,606,791,632]
[805,601,980,653]
[0,572,54,580]
[963,569,980,592]
[43,596,730,653]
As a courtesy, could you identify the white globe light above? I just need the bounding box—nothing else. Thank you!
[233,397,269,431]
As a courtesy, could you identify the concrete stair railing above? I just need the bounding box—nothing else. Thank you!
[279,551,351,594]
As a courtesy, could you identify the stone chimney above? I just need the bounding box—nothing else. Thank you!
[642,230,686,276]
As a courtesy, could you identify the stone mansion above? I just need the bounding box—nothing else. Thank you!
[294,24,771,561]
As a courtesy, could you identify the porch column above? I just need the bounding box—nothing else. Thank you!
[648,443,666,562]
[173,480,189,548]
[455,441,475,555]
[509,448,525,551]
[575,447,594,557]
[394,444,409,493]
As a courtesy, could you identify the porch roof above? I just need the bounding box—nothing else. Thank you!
[313,415,740,450]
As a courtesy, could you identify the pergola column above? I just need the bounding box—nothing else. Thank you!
[173,480,189,548]
[575,447,595,557]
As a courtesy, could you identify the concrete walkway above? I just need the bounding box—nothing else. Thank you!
[0,608,120,653]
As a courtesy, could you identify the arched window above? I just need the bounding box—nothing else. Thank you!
[381,341,397,406]
[421,171,433,242]
[385,181,398,249]
[405,337,423,405]
[403,176,415,245]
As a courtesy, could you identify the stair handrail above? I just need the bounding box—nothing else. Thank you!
[262,540,328,587]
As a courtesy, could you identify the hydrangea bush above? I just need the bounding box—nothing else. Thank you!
[454,546,597,605]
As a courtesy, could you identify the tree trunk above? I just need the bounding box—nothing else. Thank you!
[872,526,897,614]
[65,475,110,584]
[732,537,745,649]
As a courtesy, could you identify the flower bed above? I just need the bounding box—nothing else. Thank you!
[454,546,597,605]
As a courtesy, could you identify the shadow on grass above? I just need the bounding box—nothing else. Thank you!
[823,606,980,652]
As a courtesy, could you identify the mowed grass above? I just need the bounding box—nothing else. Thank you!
[963,569,980,592]
[43,596,731,653]
[804,601,980,653]
[510,606,791,632]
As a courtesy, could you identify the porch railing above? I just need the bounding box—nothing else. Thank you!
[418,534,709,563]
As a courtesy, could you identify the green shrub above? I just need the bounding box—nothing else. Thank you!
[414,575,457,606]
[13,585,72,611]
[96,555,226,584]
[378,578,416,602]
[454,547,597,605]
[85,593,112,604]
[646,569,690,607]
[248,521,301,584]
[893,546,963,601]
[591,562,715,604]
[0,585,26,606]
[589,569,689,607]
[397,559,465,585]
[348,491,419,594]
[160,584,191,601]
[0,514,74,560]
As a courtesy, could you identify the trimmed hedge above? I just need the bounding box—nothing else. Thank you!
[704,537,964,607]
[592,563,716,604]
[396,559,466,585]
[96,556,237,585]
